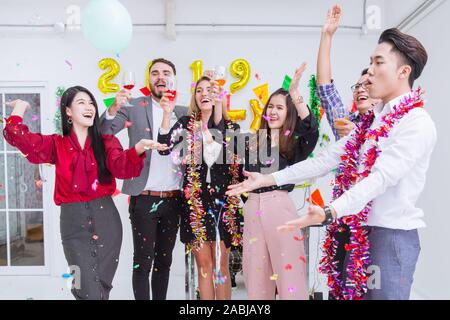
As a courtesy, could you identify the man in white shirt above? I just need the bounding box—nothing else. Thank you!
[227,29,437,300]
[100,58,187,300]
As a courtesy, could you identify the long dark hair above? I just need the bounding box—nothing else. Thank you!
[60,86,112,184]
[259,88,298,160]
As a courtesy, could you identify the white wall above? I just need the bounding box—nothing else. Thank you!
[0,0,447,299]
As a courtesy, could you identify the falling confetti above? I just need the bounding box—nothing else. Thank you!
[150,200,164,213]
[282,75,292,91]
[299,256,307,264]
[139,87,151,96]
[288,287,296,293]
[139,100,149,107]
[255,73,261,81]
[62,273,72,279]
[103,97,116,108]
[249,237,258,244]
[65,59,73,70]
[284,264,292,271]
[92,234,99,241]
[284,130,291,136]
[293,235,305,241]
[270,274,278,281]
[133,264,140,269]
[91,179,99,191]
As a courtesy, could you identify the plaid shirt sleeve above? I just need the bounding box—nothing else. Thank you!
[317,81,349,141]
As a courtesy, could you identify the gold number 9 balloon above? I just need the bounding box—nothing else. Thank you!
[98,58,120,94]
[229,58,251,94]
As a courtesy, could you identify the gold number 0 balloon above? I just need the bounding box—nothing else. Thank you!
[229,58,251,94]
[98,58,120,94]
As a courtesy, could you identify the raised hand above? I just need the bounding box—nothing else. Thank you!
[6,99,31,118]
[322,5,342,36]
[334,118,356,137]
[160,91,176,115]
[108,89,131,116]
[289,62,307,102]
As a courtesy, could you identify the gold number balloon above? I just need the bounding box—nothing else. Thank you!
[145,60,153,90]
[190,60,203,92]
[98,58,120,94]
[229,58,251,94]
[249,99,264,132]
[227,110,247,122]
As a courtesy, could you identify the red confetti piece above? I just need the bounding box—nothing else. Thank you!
[284,264,292,271]
[255,73,260,80]
[293,235,305,241]
[139,100,149,107]
[139,87,151,96]
[284,130,291,136]
[299,256,307,264]
[92,234,99,240]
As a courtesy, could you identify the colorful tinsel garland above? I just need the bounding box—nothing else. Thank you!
[319,88,425,300]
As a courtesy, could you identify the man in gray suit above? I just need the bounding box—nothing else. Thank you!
[100,58,187,300]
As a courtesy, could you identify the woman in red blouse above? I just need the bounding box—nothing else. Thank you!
[3,86,167,300]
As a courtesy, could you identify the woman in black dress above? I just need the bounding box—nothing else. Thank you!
[158,76,241,300]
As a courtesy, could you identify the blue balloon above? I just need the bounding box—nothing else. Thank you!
[81,0,133,55]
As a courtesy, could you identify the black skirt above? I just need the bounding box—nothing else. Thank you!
[60,196,122,300]
[180,188,234,249]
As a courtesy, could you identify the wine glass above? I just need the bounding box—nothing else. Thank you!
[166,76,177,102]
[121,71,135,107]
[213,66,226,87]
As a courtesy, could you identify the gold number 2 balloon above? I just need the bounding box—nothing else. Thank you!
[98,58,120,94]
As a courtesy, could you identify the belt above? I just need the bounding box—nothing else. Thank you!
[140,190,182,198]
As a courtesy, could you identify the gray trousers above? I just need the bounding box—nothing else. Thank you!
[363,226,421,300]
[60,196,122,300]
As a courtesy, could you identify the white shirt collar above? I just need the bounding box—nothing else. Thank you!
[375,91,415,116]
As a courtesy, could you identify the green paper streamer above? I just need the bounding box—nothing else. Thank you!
[308,75,321,129]
[103,97,116,108]
[282,75,292,91]
[53,86,65,136]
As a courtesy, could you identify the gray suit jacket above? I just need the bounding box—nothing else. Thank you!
[100,96,187,195]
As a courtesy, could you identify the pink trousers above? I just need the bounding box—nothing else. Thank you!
[242,190,308,300]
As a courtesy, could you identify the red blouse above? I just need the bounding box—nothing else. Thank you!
[3,115,145,205]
